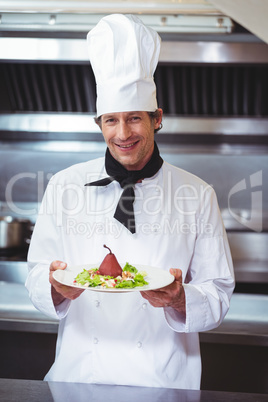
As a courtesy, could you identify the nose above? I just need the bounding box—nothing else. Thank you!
[117,120,132,141]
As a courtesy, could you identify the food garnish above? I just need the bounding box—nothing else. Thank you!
[74,261,148,289]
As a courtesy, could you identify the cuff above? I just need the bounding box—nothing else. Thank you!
[163,284,208,333]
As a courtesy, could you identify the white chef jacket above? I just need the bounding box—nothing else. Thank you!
[26,157,234,390]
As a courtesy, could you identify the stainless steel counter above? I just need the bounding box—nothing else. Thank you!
[200,293,268,346]
[0,281,58,333]
[1,378,268,402]
[1,273,268,346]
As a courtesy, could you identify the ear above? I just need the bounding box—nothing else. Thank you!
[94,115,102,130]
[154,108,163,130]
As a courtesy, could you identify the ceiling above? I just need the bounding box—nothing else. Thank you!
[0,1,221,14]
[0,0,267,43]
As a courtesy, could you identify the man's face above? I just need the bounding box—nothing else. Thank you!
[100,109,162,171]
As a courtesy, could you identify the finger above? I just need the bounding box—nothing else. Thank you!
[140,291,150,300]
[169,268,182,281]
[140,291,158,302]
[50,260,67,272]
[141,292,169,308]
[141,290,163,298]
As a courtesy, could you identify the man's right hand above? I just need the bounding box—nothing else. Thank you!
[49,260,85,306]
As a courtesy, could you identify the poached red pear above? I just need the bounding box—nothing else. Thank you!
[99,245,123,277]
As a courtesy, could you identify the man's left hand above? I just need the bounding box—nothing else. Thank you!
[140,268,186,317]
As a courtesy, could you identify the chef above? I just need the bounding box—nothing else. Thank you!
[26,14,235,389]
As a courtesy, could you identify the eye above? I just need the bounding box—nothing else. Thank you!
[104,118,116,125]
[130,116,141,122]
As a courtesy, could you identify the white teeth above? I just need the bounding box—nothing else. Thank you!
[119,142,135,148]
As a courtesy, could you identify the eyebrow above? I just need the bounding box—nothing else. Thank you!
[102,115,115,119]
[102,112,142,121]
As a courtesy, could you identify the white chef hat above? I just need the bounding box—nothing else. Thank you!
[87,14,161,117]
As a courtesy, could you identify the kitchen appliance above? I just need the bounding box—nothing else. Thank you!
[0,216,32,249]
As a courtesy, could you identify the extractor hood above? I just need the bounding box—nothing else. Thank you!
[0,0,268,142]
[0,12,234,35]
[210,0,268,44]
[0,0,232,33]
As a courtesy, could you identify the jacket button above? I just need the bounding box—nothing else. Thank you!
[142,303,147,310]
[93,338,99,344]
[137,342,142,348]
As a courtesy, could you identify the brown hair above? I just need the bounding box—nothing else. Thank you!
[94,110,163,134]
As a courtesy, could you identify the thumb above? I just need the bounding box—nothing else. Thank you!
[50,260,67,271]
[169,268,182,281]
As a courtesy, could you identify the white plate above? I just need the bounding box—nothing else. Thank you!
[53,263,174,293]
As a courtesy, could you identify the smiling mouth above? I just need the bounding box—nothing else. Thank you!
[116,141,139,149]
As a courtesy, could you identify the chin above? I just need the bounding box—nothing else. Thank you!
[120,160,137,170]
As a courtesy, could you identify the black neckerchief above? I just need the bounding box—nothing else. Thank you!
[85,141,163,234]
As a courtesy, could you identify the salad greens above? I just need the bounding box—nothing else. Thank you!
[114,272,148,288]
[74,262,148,289]
[123,262,137,274]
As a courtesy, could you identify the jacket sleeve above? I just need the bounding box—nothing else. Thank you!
[25,175,71,320]
[164,187,235,333]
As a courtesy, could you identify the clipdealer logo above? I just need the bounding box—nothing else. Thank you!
[65,217,213,239]
[228,170,263,232]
